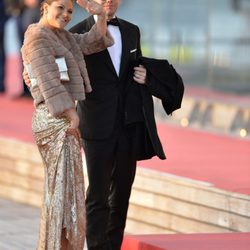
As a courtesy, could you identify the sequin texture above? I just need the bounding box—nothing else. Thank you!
[32,104,85,250]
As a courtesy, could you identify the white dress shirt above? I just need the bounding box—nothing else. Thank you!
[94,15,122,76]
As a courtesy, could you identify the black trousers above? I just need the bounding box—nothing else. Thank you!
[83,126,137,250]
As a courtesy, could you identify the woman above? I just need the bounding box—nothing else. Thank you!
[21,0,113,249]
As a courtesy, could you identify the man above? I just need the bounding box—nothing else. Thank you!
[70,2,149,249]
[70,1,184,249]
[24,0,183,249]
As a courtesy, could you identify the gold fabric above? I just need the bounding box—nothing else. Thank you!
[32,104,85,250]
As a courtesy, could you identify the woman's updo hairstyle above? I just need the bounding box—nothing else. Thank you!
[40,0,55,16]
[40,0,73,16]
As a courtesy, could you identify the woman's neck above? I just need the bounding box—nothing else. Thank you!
[39,18,60,31]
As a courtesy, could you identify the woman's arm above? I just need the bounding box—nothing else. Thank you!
[73,0,114,55]
[21,26,75,117]
[77,0,107,36]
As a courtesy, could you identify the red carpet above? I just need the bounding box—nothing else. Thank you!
[0,95,33,142]
[0,93,250,195]
[139,124,250,195]
[121,233,250,250]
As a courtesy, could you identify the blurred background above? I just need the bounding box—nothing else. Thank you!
[1,0,250,97]
[70,0,250,94]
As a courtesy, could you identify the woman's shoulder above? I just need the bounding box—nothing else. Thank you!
[24,23,54,42]
[25,23,46,35]
[22,23,55,54]
[24,24,45,45]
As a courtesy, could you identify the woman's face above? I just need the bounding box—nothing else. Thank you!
[44,0,73,29]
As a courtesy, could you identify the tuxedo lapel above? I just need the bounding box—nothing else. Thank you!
[118,19,131,80]
[103,48,118,78]
[87,16,118,77]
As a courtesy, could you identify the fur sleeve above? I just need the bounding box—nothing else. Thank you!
[72,23,114,55]
[21,25,74,116]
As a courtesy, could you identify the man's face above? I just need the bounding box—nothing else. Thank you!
[95,0,121,19]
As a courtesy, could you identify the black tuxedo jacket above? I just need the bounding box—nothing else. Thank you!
[70,16,184,160]
[70,16,143,137]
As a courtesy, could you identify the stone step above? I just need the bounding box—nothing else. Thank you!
[1,137,250,235]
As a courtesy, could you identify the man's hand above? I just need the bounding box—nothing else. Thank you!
[23,68,31,88]
[133,65,147,85]
[77,0,105,16]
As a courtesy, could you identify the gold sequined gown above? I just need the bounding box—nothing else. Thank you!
[32,104,85,250]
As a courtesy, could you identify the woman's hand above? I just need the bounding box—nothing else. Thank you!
[77,0,107,37]
[77,0,105,16]
[76,0,88,9]
[23,68,31,87]
[62,108,80,129]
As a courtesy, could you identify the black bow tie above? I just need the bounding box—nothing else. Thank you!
[107,18,119,26]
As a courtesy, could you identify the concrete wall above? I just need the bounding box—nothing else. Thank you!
[0,137,249,234]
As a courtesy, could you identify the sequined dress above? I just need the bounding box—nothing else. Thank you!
[32,103,85,250]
